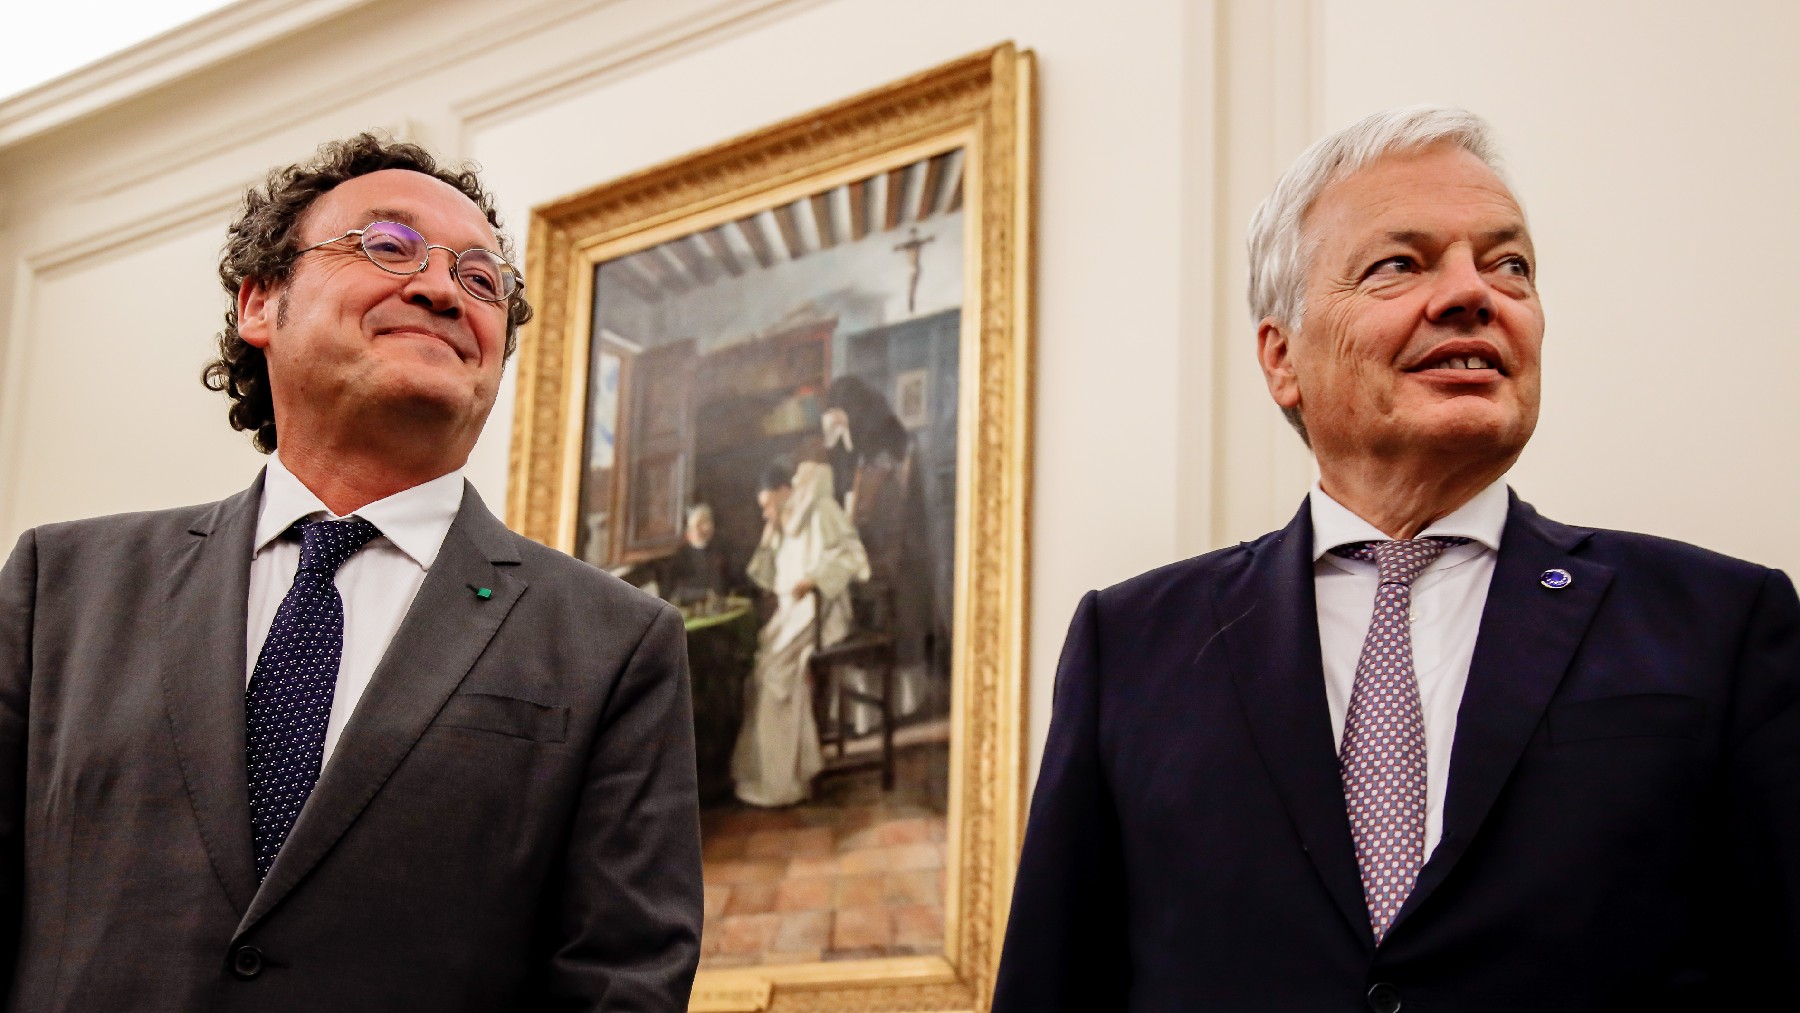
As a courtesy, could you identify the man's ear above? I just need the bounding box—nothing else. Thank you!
[1256,316,1302,413]
[237,278,277,350]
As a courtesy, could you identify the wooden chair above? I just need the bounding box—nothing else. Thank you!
[806,444,918,791]
[808,583,898,790]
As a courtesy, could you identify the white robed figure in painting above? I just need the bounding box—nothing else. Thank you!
[732,460,870,807]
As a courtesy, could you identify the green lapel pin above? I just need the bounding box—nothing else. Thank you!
[468,584,493,600]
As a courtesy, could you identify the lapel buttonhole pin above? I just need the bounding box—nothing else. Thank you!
[1540,568,1572,590]
[468,584,493,600]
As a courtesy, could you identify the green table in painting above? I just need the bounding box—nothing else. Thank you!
[682,597,757,804]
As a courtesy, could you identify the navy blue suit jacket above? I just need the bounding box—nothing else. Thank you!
[994,495,1799,1011]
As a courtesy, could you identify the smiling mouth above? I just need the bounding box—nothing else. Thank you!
[1407,352,1507,377]
[380,327,468,355]
[1423,355,1494,371]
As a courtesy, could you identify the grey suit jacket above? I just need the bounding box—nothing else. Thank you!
[0,476,703,1011]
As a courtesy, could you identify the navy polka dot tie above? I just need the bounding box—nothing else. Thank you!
[246,516,380,881]
[1331,536,1468,943]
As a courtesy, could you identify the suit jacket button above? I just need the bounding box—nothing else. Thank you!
[231,945,264,980]
[1367,982,1402,1013]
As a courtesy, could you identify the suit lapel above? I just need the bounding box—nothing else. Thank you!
[237,484,525,936]
[157,477,262,914]
[1219,500,1373,947]
[1392,495,1612,934]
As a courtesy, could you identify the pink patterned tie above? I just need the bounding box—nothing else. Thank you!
[1333,536,1467,943]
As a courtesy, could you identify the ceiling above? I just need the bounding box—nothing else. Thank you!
[600,147,965,302]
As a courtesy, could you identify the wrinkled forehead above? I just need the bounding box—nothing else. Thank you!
[1303,145,1528,255]
[303,168,499,249]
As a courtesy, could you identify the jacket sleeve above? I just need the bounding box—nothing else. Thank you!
[991,590,1130,1011]
[537,602,704,1011]
[1713,567,1800,1002]
[0,532,34,996]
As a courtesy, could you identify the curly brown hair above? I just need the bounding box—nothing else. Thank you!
[201,133,534,453]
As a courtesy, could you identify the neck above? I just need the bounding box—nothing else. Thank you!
[269,390,483,515]
[277,437,466,516]
[1316,453,1509,540]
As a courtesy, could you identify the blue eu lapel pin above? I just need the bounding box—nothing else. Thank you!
[1539,568,1573,590]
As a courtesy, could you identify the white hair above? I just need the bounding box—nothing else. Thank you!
[1246,105,1511,329]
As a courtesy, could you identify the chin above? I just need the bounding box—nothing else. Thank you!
[375,355,487,398]
[375,378,483,424]
[1419,412,1533,460]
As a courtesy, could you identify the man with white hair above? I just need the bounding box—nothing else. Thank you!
[992,107,1799,1011]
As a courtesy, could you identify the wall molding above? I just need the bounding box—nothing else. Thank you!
[1,179,256,536]
[25,1,821,285]
[46,0,814,212]
[24,116,404,277]
[0,259,39,538]
[29,184,254,277]
[1173,0,1222,559]
[51,0,621,203]
[1206,0,1321,547]
[450,0,823,142]
[0,0,385,148]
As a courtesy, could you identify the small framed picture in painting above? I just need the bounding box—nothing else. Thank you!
[894,368,931,431]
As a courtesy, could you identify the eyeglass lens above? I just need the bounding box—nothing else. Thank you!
[360,221,518,302]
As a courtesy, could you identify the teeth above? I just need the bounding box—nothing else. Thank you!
[1432,356,1492,370]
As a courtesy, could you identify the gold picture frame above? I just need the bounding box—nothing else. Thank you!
[507,44,1034,1012]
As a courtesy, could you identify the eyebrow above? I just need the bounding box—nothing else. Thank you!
[355,208,502,253]
[1382,226,1529,247]
[363,208,422,229]
[1343,225,1533,269]
[1477,226,1528,247]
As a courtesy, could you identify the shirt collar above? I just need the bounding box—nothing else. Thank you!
[1309,476,1509,561]
[254,452,465,569]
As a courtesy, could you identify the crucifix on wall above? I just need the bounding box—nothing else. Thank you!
[893,227,936,315]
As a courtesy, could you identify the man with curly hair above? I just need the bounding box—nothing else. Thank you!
[0,134,703,1011]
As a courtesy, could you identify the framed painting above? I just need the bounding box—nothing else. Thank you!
[508,44,1034,1012]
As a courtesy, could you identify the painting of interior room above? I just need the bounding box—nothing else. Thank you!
[576,148,967,969]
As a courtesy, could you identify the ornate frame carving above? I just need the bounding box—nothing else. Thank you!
[507,43,1034,1012]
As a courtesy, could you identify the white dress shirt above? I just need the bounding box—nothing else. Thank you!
[247,453,464,764]
[1310,477,1509,860]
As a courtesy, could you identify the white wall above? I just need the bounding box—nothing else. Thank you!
[3,0,1798,783]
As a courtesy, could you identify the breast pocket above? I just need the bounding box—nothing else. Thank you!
[433,692,569,743]
[1546,693,1704,745]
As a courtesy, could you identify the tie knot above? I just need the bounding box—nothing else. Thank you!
[293,516,381,575]
[1331,536,1470,586]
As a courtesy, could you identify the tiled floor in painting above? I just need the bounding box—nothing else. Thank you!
[699,742,950,968]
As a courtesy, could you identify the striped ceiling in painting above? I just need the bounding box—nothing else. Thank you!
[602,148,964,301]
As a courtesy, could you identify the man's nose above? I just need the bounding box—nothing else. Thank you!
[399,250,463,318]
[1425,250,1494,328]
